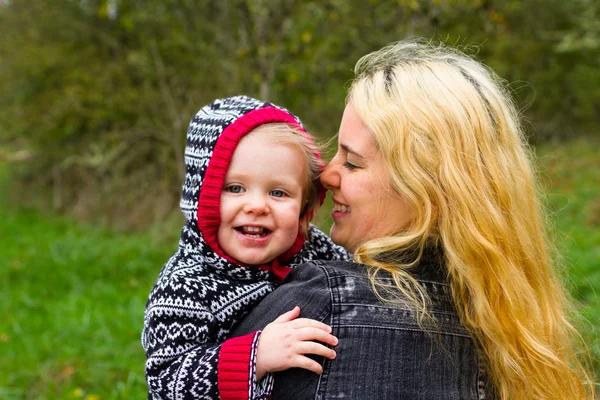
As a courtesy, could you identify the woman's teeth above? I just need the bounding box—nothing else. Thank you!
[333,203,350,213]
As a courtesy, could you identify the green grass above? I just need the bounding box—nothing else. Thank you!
[0,139,598,398]
[0,198,177,398]
[537,139,600,377]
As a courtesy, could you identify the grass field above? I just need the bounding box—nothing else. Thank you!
[537,140,600,375]
[1,140,598,399]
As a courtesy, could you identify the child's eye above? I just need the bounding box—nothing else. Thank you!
[270,189,287,198]
[225,185,245,193]
[343,161,358,170]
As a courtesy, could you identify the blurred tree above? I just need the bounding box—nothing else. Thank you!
[0,0,598,228]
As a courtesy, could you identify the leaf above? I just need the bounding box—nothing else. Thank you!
[301,31,312,43]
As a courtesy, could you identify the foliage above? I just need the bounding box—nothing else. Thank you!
[1,0,599,228]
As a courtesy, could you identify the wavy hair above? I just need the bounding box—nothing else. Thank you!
[349,39,594,399]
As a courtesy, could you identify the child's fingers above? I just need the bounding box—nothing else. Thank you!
[295,341,337,361]
[288,318,332,333]
[271,306,301,323]
[292,355,325,374]
[295,327,338,346]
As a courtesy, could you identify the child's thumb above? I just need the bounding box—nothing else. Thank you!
[272,306,300,323]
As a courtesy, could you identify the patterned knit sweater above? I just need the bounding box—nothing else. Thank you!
[141,96,350,400]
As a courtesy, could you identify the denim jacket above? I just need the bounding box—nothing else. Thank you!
[232,248,495,399]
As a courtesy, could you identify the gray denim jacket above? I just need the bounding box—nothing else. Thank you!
[232,248,495,399]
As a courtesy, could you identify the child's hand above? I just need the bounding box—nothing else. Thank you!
[255,306,337,380]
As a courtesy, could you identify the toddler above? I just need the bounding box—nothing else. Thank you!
[142,96,350,400]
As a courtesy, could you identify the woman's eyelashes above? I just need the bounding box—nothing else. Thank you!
[343,161,358,170]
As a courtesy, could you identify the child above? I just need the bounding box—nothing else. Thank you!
[142,96,350,400]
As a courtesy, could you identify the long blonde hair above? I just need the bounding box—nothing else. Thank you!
[349,40,595,399]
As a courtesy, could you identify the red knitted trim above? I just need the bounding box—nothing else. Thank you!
[197,106,322,278]
[218,333,257,400]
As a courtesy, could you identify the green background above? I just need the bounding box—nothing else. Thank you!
[1,0,598,398]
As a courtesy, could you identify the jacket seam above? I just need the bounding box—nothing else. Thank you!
[336,301,458,316]
[314,265,334,400]
[321,268,451,288]
[333,324,472,338]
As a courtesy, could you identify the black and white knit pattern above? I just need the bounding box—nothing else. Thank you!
[142,96,350,400]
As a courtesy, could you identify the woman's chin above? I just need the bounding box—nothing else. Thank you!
[329,227,355,253]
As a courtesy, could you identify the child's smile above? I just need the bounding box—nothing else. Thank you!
[236,225,271,238]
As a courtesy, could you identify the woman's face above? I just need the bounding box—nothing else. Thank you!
[321,105,414,253]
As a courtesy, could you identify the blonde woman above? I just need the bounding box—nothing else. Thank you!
[233,40,595,399]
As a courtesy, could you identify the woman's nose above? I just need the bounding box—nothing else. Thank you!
[320,160,340,190]
[242,194,270,215]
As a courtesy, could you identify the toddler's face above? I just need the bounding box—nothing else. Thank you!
[217,131,305,265]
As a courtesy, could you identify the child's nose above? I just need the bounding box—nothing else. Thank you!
[242,194,270,215]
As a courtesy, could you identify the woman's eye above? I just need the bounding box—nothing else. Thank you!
[343,161,358,170]
[270,189,286,198]
[225,185,245,193]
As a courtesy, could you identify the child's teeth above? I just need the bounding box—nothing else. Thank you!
[242,226,264,234]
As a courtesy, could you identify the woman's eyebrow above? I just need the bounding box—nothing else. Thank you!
[341,143,365,159]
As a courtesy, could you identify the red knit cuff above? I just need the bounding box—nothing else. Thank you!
[218,332,259,400]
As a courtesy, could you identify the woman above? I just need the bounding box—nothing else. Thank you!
[232,40,594,399]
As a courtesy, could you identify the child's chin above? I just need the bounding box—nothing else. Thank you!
[237,253,274,266]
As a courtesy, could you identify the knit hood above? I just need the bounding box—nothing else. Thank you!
[178,95,325,282]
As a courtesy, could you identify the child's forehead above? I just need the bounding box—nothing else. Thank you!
[237,129,299,152]
[234,127,310,162]
[242,128,280,144]
[244,124,298,143]
[229,135,306,172]
[224,145,307,193]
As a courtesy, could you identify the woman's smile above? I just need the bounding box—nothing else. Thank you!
[332,201,351,214]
